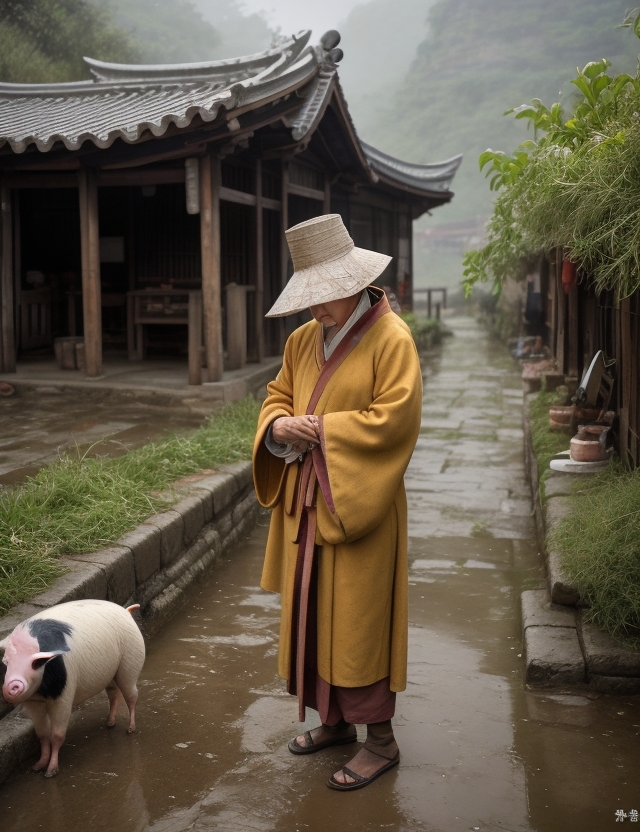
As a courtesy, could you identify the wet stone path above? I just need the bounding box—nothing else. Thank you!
[3,315,640,831]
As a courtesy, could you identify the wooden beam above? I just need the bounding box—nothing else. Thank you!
[0,183,15,371]
[287,182,325,202]
[555,252,566,374]
[278,161,289,352]
[220,186,256,207]
[255,159,264,362]
[567,279,579,378]
[200,152,223,381]
[78,167,102,377]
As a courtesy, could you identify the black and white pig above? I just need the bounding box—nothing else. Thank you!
[0,599,145,777]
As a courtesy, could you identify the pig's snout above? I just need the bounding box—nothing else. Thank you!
[4,678,27,701]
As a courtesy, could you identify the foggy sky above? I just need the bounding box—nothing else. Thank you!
[238,0,364,38]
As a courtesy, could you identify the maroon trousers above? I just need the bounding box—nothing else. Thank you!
[288,542,396,727]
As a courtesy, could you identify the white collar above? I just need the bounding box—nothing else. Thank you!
[323,290,371,360]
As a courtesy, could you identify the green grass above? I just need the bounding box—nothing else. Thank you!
[0,397,261,616]
[549,462,640,643]
[529,388,640,644]
[528,390,572,490]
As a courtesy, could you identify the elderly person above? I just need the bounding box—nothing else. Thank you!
[252,214,422,791]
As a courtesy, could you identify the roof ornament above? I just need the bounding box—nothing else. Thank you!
[318,30,343,67]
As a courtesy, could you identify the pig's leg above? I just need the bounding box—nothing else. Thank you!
[44,699,73,777]
[106,681,122,727]
[114,646,144,734]
[114,673,139,733]
[22,701,52,772]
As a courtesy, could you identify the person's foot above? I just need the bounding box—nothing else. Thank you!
[327,747,399,790]
[288,724,357,755]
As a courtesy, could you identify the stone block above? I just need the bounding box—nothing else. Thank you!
[524,626,585,686]
[543,473,580,499]
[71,546,136,605]
[172,494,205,545]
[29,562,107,608]
[0,605,44,640]
[211,473,241,517]
[144,510,185,568]
[232,491,258,529]
[544,496,572,535]
[579,616,640,678]
[547,549,580,606]
[588,675,640,695]
[223,460,254,491]
[521,589,578,630]
[119,526,161,585]
[0,711,39,785]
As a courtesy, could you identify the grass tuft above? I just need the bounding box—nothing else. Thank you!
[0,396,260,616]
[549,463,640,643]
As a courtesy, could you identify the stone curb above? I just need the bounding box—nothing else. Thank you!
[522,393,640,692]
[0,460,261,786]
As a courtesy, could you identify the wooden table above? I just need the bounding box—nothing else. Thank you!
[127,289,203,385]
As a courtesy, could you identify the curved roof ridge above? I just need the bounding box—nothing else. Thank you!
[84,31,312,84]
[361,140,462,193]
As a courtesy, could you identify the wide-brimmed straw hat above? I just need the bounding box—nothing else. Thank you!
[265,214,392,317]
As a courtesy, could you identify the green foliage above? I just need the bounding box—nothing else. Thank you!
[463,42,640,297]
[0,0,138,82]
[400,312,448,351]
[550,462,640,642]
[0,397,260,615]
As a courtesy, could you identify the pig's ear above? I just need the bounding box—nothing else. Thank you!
[31,651,61,670]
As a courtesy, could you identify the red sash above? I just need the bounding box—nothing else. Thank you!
[290,293,390,720]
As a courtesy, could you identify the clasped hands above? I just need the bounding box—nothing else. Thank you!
[272,415,319,456]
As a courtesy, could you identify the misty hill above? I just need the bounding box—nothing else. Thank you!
[336,0,437,125]
[353,0,640,228]
[96,0,272,64]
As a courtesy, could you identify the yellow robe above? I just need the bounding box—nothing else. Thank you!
[253,292,423,692]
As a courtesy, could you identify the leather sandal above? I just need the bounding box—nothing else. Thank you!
[288,725,358,755]
[326,751,399,791]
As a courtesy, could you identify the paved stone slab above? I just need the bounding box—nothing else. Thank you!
[521,589,577,630]
[524,626,586,686]
[579,616,640,677]
[144,509,185,568]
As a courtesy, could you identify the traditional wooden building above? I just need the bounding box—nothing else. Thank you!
[0,30,461,383]
[539,252,640,467]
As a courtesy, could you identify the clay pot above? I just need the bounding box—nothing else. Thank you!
[570,436,609,462]
[549,405,574,430]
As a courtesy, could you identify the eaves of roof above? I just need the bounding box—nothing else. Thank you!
[0,31,316,154]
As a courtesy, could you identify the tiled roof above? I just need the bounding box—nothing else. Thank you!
[361,142,462,195]
[0,30,461,199]
[0,32,315,153]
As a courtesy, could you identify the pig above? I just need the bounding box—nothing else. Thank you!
[0,599,145,777]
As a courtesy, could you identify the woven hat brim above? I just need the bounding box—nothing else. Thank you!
[266,247,392,317]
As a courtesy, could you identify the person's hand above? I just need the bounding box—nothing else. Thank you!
[272,416,319,453]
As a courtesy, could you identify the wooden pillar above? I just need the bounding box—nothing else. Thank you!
[278,160,289,352]
[78,167,102,377]
[255,159,264,362]
[619,296,632,465]
[567,280,579,378]
[555,251,566,374]
[187,291,202,386]
[323,175,331,215]
[0,183,15,371]
[200,152,223,381]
